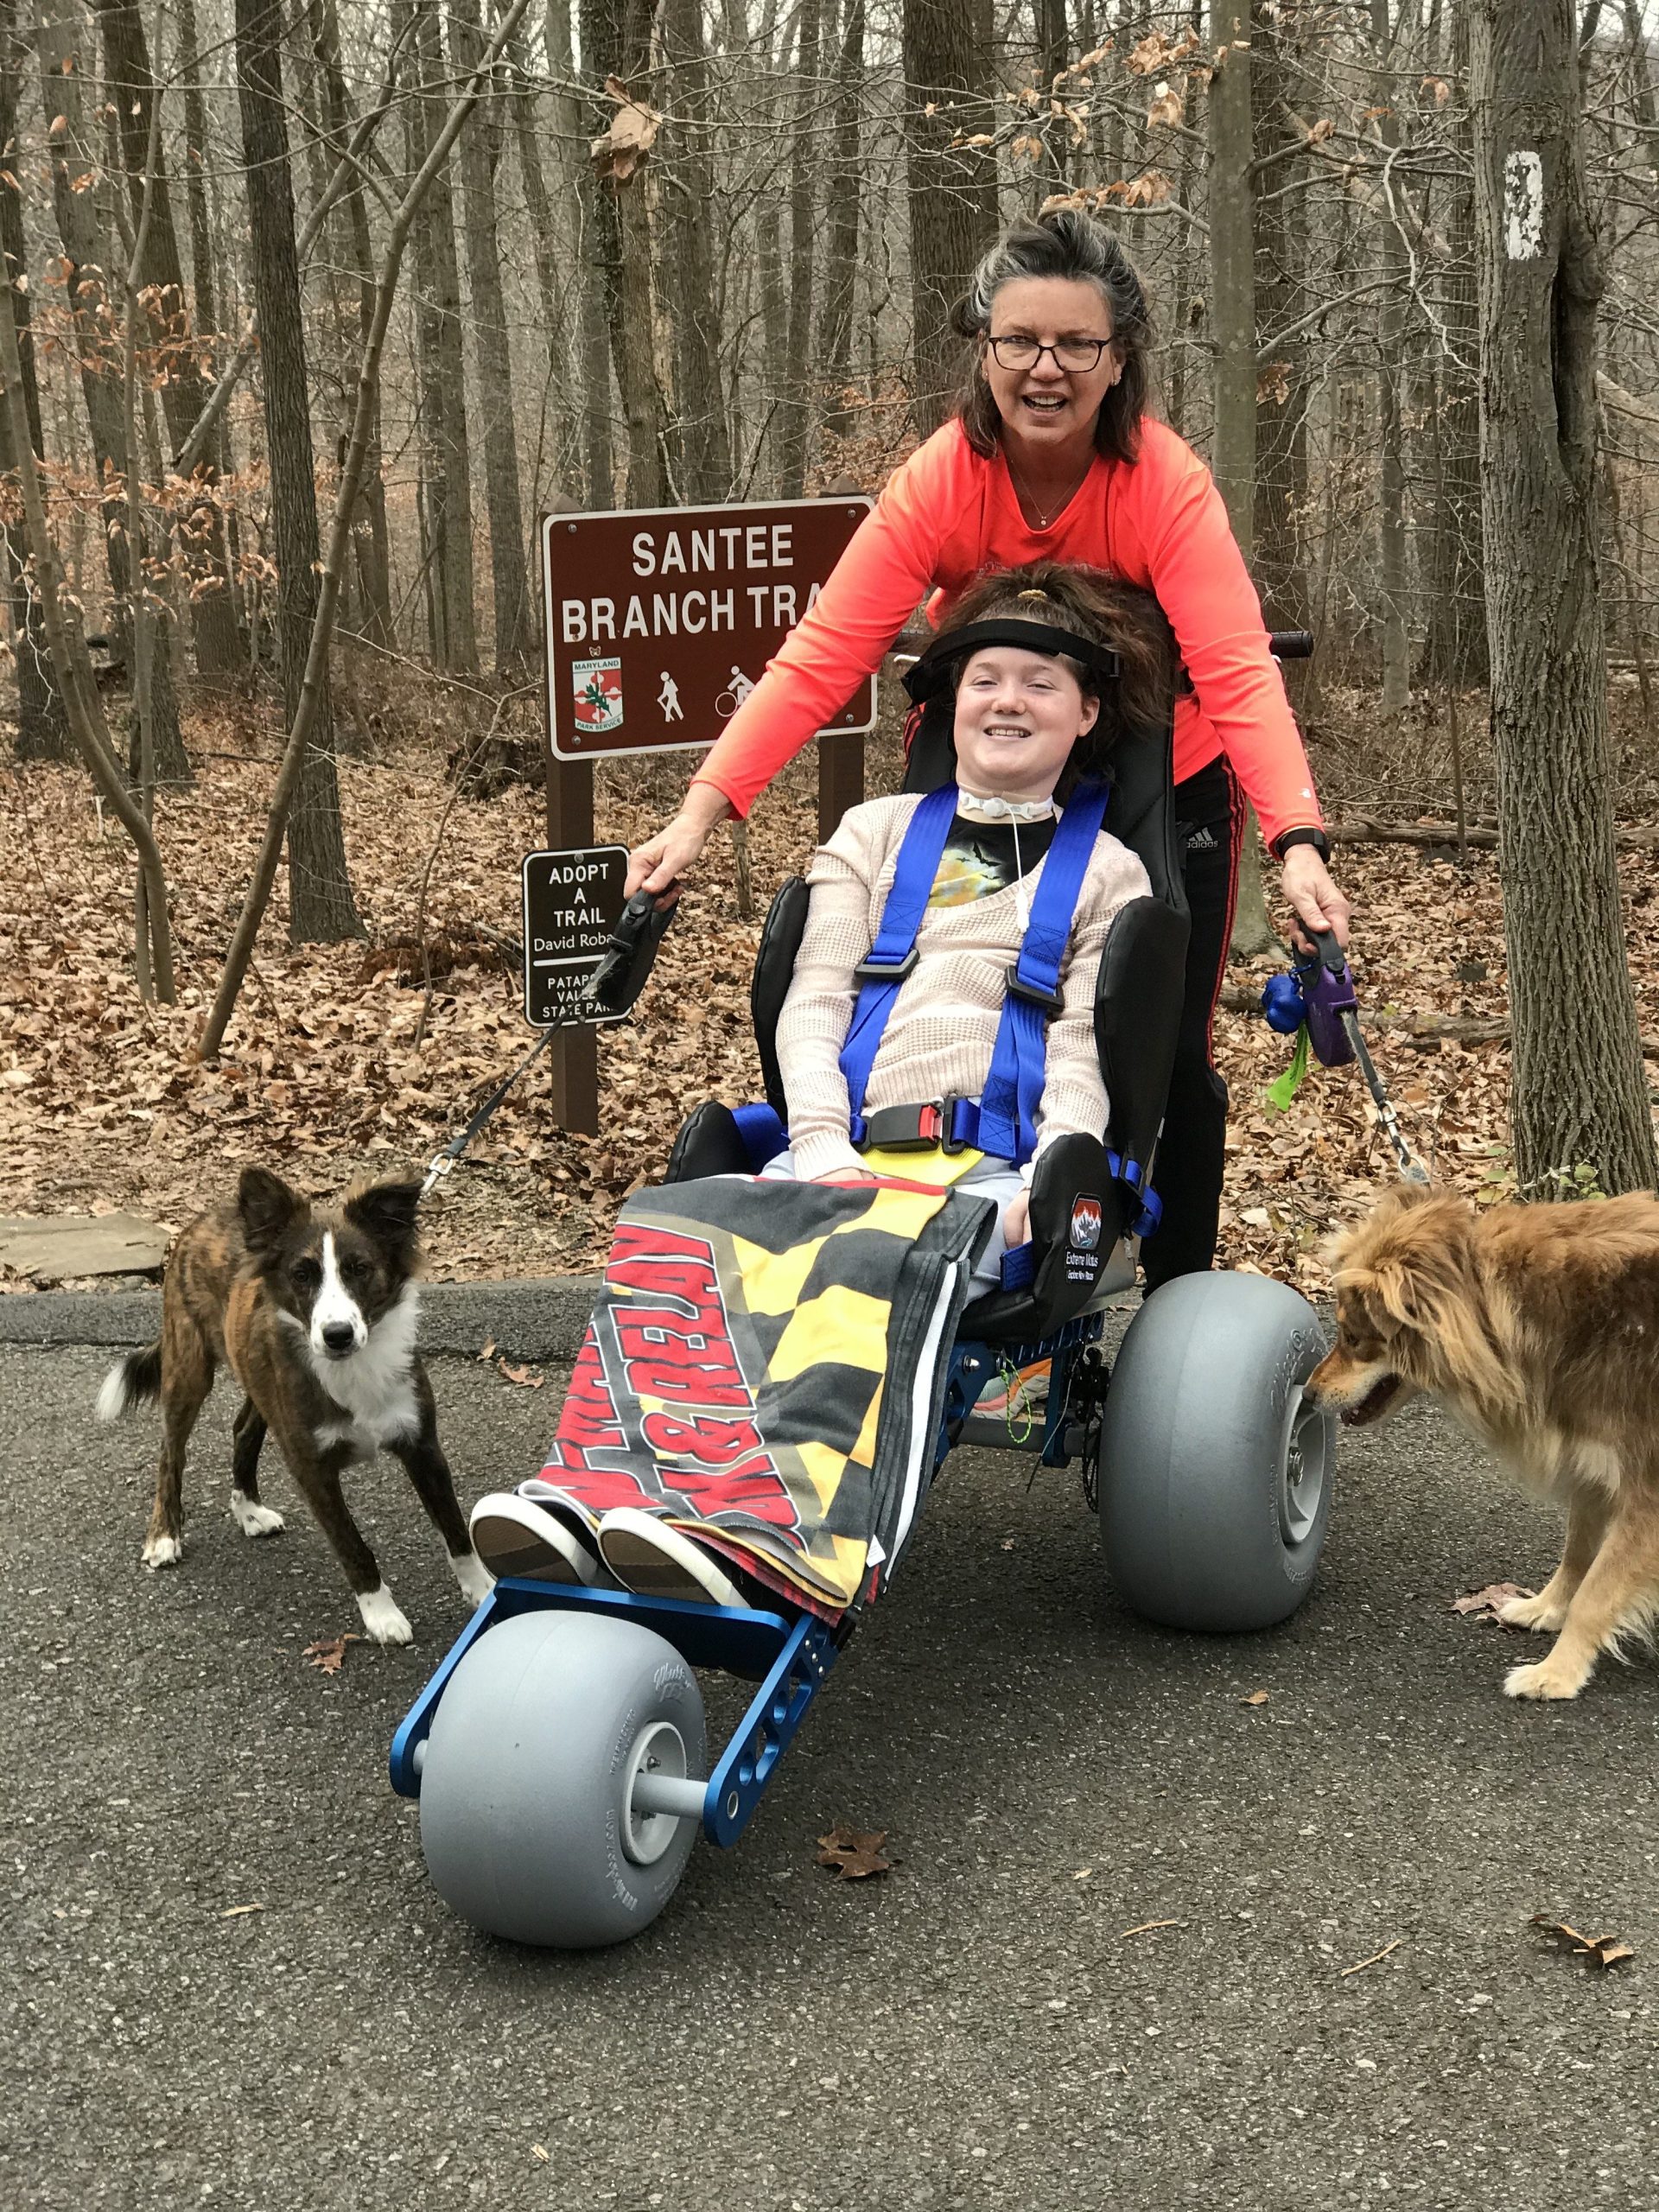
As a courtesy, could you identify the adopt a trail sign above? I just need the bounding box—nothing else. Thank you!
[541,496,875,762]
[521,845,629,1027]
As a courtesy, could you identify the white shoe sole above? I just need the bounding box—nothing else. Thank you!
[596,1506,750,1609]
[468,1493,601,1586]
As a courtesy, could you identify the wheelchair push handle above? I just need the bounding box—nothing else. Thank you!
[1268,629,1313,661]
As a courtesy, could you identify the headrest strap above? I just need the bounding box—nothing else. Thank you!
[902,619,1122,704]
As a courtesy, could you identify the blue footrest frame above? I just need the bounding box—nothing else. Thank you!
[390,1578,842,1850]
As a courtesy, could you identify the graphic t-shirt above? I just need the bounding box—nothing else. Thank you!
[928,814,1057,908]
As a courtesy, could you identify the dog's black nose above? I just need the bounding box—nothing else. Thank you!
[321,1321,357,1355]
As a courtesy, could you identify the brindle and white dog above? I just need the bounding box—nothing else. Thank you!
[98,1165,490,1643]
[1306,1183,1659,1701]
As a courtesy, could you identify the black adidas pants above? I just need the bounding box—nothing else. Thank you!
[1142,755,1246,1290]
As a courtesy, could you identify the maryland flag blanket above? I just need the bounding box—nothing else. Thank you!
[537,1174,995,1614]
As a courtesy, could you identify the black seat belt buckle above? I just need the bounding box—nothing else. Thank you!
[1006,963,1065,1016]
[855,946,919,986]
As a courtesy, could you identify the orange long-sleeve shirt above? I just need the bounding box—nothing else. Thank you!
[693,417,1323,850]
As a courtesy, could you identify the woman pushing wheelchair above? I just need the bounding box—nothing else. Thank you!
[627,207,1351,1290]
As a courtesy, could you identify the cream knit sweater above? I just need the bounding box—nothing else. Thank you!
[777,793,1152,1181]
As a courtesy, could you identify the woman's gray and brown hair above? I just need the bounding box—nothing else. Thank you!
[950,209,1155,466]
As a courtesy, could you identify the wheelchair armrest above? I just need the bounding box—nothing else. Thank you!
[958,1134,1124,1343]
[1094,895,1190,1182]
[665,1102,753,1182]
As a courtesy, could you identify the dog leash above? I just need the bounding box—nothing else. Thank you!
[1263,930,1430,1185]
[420,1028,557,1199]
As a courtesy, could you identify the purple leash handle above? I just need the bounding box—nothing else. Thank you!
[1303,931,1429,1185]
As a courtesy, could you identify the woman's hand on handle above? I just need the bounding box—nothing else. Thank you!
[1281,845,1351,957]
[624,783,734,899]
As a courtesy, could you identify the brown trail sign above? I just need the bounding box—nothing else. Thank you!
[540,498,874,762]
[537,495,875,1135]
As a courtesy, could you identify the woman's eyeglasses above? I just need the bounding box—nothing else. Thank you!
[986,335,1113,373]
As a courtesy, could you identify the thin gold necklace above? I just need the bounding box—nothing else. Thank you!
[1006,452,1092,529]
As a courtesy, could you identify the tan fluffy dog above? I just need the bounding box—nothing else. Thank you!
[1305,1184,1659,1701]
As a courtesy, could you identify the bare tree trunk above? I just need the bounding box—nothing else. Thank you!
[412,0,479,671]
[778,0,822,495]
[1036,0,1070,185]
[452,0,531,667]
[1251,1,1311,642]
[662,0,733,498]
[0,0,65,760]
[604,0,664,504]
[1210,3,1274,959]
[93,0,243,678]
[1371,0,1409,713]
[312,0,393,650]
[817,0,864,445]
[1471,0,1656,1194]
[563,0,613,502]
[902,0,997,435]
[233,0,362,943]
[507,23,580,503]
[0,266,175,998]
[1418,3,1488,688]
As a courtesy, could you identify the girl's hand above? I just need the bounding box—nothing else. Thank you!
[625,787,734,898]
[1001,1189,1031,1247]
[1281,846,1352,956]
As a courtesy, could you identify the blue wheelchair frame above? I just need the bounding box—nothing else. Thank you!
[390,1309,1107,1845]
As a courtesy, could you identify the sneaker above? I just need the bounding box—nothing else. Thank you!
[974,1357,1052,1421]
[596,1506,752,1609]
[467,1493,605,1586]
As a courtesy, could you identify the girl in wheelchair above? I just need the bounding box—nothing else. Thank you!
[470,562,1178,1611]
[760,561,1173,1294]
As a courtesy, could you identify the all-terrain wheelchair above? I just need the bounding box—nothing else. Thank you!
[391,633,1334,1948]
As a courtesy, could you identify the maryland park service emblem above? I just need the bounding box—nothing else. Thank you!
[572,657,624,734]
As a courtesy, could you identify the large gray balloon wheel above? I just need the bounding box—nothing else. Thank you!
[1097,1270,1334,1631]
[418,1610,707,1948]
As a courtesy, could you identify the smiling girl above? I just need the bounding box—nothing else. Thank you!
[760,564,1169,1286]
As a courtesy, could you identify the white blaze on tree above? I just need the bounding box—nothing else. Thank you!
[1503,150,1544,258]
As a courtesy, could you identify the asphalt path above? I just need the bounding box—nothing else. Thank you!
[3,1332,1657,2212]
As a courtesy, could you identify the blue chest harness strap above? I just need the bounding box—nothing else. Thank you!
[837,780,1110,1170]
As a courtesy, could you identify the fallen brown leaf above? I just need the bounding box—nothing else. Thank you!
[1242,1688,1271,1706]
[1451,1582,1533,1624]
[477,1338,497,1362]
[498,1359,544,1389]
[302,1633,363,1675]
[1531,1916,1636,1969]
[817,1825,891,1880]
[219,1904,264,1919]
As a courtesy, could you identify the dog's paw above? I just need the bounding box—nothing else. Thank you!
[1503,1658,1586,1701]
[451,1548,495,1607]
[142,1533,182,1570]
[230,1493,286,1540]
[356,1584,414,1646]
[1497,1589,1563,1634]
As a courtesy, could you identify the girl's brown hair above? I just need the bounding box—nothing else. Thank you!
[931,563,1177,793]
[949,209,1155,466]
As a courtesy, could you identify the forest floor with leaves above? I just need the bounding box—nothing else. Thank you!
[5,667,1659,1296]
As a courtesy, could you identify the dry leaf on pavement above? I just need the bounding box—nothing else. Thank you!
[817,1825,892,1880]
[1531,1917,1635,1969]
[1451,1582,1534,1623]
[1241,1688,1271,1706]
[302,1634,363,1675]
[498,1359,544,1389]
